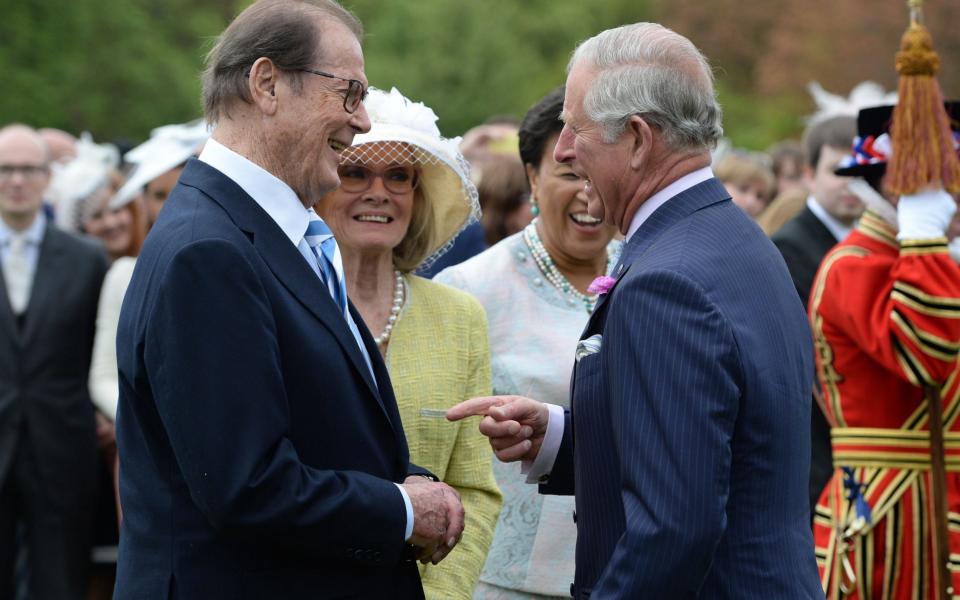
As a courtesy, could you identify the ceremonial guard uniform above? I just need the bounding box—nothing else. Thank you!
[811,207,960,598]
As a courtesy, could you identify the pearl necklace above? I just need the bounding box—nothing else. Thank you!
[374,270,405,346]
[522,220,610,313]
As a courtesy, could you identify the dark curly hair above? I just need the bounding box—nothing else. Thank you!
[518,87,565,172]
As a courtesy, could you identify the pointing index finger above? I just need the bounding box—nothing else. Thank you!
[446,396,506,421]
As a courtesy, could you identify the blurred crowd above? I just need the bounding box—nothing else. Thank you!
[2,57,959,599]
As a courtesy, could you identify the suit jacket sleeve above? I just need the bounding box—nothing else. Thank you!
[539,409,575,496]
[145,239,407,561]
[812,236,960,387]
[593,269,740,598]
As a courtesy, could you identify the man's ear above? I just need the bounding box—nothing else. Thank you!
[248,57,280,116]
[626,115,652,170]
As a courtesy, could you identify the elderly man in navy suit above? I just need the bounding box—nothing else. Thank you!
[114,1,463,598]
[450,23,823,599]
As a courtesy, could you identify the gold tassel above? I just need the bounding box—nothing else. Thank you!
[886,21,960,195]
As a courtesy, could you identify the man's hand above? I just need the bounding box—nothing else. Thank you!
[446,395,549,463]
[401,478,465,565]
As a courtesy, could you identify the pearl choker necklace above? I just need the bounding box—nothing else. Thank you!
[522,221,611,313]
[374,270,405,346]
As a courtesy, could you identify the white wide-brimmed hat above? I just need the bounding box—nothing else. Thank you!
[340,87,479,269]
[111,119,210,209]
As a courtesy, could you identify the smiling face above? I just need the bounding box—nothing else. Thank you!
[82,188,134,259]
[316,144,417,258]
[553,64,637,231]
[529,132,616,263]
[267,19,371,206]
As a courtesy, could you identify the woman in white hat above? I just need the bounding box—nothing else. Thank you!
[317,87,501,600]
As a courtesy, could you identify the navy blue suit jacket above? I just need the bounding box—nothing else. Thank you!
[543,178,823,598]
[115,160,425,599]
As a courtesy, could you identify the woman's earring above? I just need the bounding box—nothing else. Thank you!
[530,195,540,217]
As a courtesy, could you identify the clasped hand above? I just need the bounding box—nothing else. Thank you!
[401,477,465,564]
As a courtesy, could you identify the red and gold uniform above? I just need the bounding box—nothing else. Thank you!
[811,210,960,599]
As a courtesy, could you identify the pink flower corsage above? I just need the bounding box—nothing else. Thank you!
[587,275,617,295]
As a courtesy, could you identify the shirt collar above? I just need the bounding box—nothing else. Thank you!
[806,195,852,242]
[625,166,714,244]
[197,137,310,246]
[0,211,46,247]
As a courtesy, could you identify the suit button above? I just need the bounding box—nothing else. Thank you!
[572,510,577,523]
[374,551,382,562]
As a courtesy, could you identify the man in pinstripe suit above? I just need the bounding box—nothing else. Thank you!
[450,23,823,599]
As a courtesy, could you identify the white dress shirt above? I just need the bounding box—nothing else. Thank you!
[524,166,716,483]
[806,195,852,243]
[197,139,414,541]
[0,212,46,314]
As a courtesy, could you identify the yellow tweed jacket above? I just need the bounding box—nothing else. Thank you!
[387,275,502,600]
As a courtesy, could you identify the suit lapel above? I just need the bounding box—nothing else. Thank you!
[0,260,19,347]
[353,303,409,456]
[20,226,67,345]
[589,177,730,319]
[799,206,842,252]
[178,160,389,420]
[573,177,730,412]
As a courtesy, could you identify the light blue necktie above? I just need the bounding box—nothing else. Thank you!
[301,209,377,386]
[304,210,348,319]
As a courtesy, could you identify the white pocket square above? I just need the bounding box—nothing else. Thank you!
[575,334,603,363]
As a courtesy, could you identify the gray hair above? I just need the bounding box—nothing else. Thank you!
[202,0,362,124]
[569,23,723,151]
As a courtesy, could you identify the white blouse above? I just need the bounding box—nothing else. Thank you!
[89,256,136,420]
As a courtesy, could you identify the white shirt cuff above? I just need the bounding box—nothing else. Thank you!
[394,483,414,541]
[521,403,565,484]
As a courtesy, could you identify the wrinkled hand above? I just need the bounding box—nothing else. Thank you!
[402,477,465,565]
[447,395,549,463]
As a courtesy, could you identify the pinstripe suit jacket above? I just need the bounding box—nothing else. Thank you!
[542,178,824,599]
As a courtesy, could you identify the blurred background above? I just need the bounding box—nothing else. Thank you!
[2,0,958,149]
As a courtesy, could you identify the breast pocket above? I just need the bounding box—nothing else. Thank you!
[410,407,452,475]
[574,352,603,384]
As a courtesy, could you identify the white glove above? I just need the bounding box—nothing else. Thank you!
[897,189,957,240]
[848,179,897,228]
[950,237,960,264]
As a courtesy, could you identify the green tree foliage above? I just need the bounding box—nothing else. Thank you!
[346,0,652,136]
[3,0,956,150]
[0,0,226,141]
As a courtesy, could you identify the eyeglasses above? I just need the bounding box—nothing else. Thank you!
[301,68,367,114]
[0,164,49,181]
[337,165,419,195]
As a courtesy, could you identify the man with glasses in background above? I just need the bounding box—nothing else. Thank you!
[113,2,464,598]
[0,124,108,599]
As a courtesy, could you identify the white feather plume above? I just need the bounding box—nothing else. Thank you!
[807,81,898,125]
[365,87,441,138]
[47,133,119,231]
